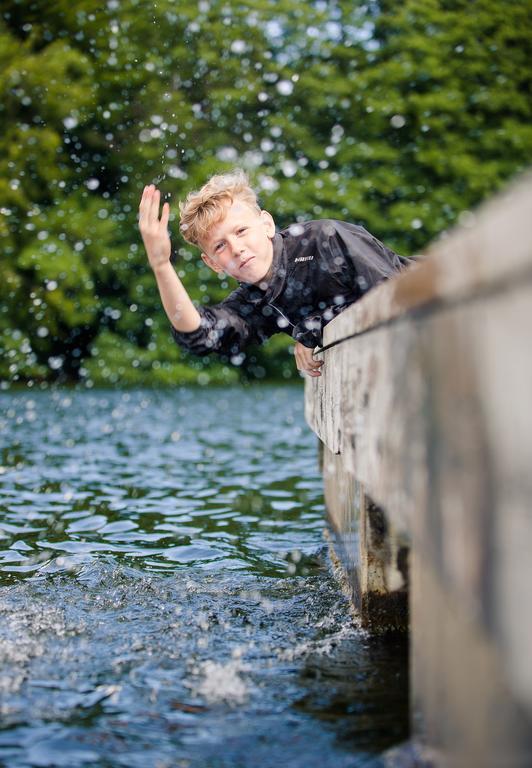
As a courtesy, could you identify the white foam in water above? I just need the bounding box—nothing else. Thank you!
[0,670,26,695]
[195,659,250,705]
[277,619,363,662]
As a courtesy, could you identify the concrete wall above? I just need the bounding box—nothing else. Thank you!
[305,173,532,767]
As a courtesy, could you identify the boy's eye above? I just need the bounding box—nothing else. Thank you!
[237,227,248,234]
[214,242,224,252]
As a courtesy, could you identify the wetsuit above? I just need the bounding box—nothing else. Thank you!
[171,219,408,358]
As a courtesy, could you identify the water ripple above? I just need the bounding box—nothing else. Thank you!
[0,386,409,766]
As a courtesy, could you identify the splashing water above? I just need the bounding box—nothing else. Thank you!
[0,386,408,767]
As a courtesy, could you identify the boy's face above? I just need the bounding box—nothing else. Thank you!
[199,200,275,285]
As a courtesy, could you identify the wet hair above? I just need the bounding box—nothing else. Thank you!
[179,169,260,247]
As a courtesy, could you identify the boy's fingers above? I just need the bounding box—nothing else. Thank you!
[141,185,156,220]
[303,349,322,367]
[139,185,154,221]
[148,188,160,223]
[140,184,152,202]
[138,186,149,217]
[160,201,170,229]
[294,343,323,374]
[301,365,322,377]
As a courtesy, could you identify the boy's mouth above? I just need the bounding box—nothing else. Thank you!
[239,256,254,269]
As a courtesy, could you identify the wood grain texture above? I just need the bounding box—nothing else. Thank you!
[305,171,532,765]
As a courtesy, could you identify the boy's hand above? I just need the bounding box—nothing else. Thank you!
[294,342,324,377]
[138,184,171,271]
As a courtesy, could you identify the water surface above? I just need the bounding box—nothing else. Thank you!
[0,386,408,767]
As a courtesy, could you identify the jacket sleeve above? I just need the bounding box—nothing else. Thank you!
[171,290,276,358]
[291,305,351,350]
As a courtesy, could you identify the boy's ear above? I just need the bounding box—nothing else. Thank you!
[200,251,223,273]
[260,209,276,238]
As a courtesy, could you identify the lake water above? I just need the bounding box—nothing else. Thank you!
[0,385,408,767]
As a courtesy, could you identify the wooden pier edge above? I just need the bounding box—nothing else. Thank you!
[305,171,532,767]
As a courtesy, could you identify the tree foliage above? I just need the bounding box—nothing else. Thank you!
[1,0,530,386]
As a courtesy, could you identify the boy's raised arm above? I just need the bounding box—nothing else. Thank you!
[138,184,201,333]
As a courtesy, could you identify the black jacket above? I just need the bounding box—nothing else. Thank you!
[171,219,408,357]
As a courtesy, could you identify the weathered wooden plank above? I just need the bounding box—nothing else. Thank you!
[305,172,532,765]
[315,280,532,669]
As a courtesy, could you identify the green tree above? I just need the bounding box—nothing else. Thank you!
[1,0,530,386]
[0,0,325,385]
[273,0,532,252]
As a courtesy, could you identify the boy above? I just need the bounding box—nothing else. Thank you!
[138,169,408,377]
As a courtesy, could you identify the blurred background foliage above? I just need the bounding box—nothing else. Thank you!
[1,0,531,387]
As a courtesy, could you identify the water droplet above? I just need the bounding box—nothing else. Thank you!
[281,160,297,178]
[390,114,406,128]
[276,80,294,96]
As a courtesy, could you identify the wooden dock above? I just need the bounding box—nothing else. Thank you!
[305,173,532,767]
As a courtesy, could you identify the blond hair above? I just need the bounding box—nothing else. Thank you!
[179,169,260,247]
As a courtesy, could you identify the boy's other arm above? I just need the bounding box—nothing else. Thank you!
[138,184,200,333]
[294,342,323,377]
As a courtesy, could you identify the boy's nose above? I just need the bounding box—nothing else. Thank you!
[227,237,244,256]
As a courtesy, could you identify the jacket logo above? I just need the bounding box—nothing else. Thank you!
[294,255,314,263]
